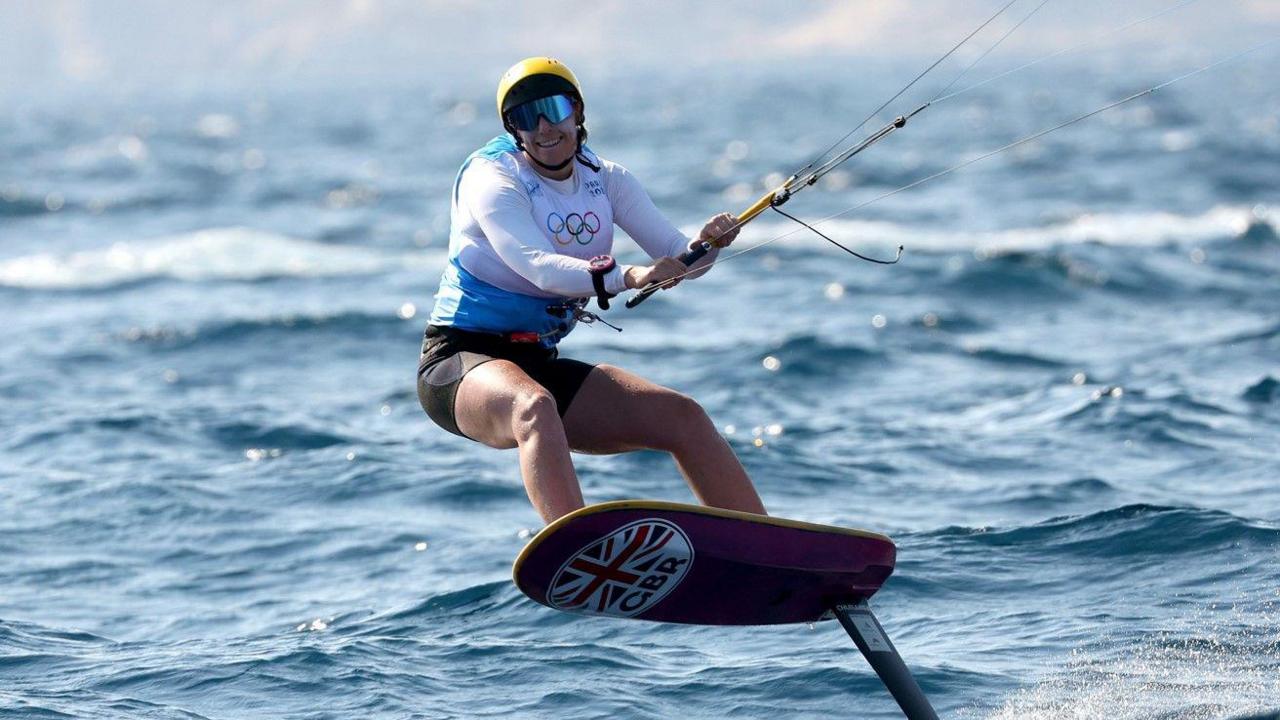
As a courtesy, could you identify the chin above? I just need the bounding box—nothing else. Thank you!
[535,149,573,166]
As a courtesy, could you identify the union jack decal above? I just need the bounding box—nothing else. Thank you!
[548,519,693,618]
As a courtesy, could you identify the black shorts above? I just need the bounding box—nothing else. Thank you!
[416,325,595,439]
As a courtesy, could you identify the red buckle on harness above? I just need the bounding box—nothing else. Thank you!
[506,331,542,344]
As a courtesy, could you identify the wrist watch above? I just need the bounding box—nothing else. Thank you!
[588,255,617,309]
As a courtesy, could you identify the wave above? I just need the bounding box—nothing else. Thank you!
[928,383,1240,446]
[986,600,1280,720]
[0,194,51,219]
[962,345,1069,369]
[0,618,114,654]
[0,227,436,290]
[1058,388,1235,449]
[207,419,353,451]
[983,477,1118,510]
[1243,377,1280,404]
[119,310,417,351]
[424,477,527,506]
[732,204,1271,255]
[925,504,1280,559]
[6,208,1265,294]
[759,333,885,376]
[1220,323,1280,347]
[355,581,513,628]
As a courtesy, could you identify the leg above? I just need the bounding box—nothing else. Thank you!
[561,364,765,515]
[453,360,584,523]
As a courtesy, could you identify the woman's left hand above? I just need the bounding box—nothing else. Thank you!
[699,213,741,248]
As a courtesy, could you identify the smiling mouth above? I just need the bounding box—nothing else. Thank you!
[535,138,563,149]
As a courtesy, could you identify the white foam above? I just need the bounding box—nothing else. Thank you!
[11,206,1265,290]
[0,227,434,289]
[979,600,1280,719]
[727,205,1264,256]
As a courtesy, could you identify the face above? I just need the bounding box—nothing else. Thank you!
[514,100,580,170]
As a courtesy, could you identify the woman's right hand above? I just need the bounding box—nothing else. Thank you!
[624,257,687,290]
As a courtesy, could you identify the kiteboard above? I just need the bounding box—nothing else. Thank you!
[513,500,939,719]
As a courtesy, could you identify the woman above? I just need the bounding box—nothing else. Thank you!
[418,57,766,524]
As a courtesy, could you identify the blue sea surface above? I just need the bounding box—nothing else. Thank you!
[3,50,1279,719]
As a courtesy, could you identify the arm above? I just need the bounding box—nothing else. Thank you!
[606,163,722,279]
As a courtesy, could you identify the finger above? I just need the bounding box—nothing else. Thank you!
[709,215,737,243]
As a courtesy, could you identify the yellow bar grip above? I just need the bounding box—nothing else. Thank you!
[735,189,778,225]
[732,178,793,229]
[701,181,792,248]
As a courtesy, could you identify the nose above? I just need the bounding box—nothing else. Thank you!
[536,115,554,132]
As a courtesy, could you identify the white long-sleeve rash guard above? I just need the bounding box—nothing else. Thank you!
[452,154,719,299]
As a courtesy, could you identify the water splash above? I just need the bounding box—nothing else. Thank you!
[981,601,1280,719]
[731,204,1267,255]
[0,227,433,289]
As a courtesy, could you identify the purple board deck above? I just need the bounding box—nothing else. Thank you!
[513,501,897,626]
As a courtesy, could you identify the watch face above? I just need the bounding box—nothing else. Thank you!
[589,255,615,272]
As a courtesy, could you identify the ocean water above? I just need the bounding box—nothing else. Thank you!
[3,49,1279,720]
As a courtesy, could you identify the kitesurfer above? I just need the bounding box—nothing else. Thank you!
[417,57,766,523]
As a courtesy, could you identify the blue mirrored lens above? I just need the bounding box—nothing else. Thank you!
[508,94,575,132]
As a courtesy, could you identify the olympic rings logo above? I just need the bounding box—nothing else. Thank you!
[546,211,601,246]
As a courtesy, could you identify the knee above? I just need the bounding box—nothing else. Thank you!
[659,392,716,450]
[510,388,561,443]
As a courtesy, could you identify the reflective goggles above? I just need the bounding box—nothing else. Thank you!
[506,94,576,132]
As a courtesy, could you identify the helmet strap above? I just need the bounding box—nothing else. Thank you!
[528,153,575,173]
[574,126,600,172]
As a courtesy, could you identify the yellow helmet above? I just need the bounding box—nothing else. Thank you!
[496,57,583,120]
